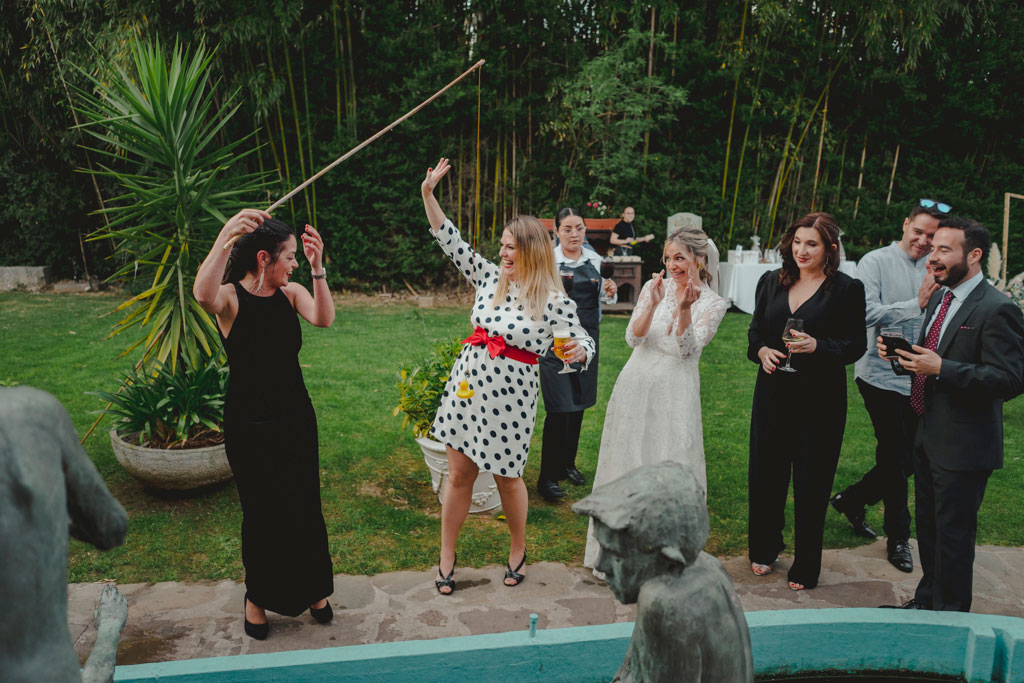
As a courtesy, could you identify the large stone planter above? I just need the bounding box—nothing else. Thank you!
[110,430,233,491]
[416,436,501,514]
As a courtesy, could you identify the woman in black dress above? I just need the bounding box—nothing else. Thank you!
[193,209,336,639]
[537,207,617,502]
[747,212,866,590]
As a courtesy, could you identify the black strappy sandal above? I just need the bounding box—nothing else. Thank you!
[504,551,527,587]
[435,554,457,595]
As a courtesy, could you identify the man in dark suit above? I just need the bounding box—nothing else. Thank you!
[879,217,1024,612]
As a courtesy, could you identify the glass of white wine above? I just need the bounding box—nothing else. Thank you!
[552,328,576,374]
[778,317,804,373]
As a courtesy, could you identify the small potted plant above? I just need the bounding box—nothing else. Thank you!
[92,359,233,490]
[394,340,501,513]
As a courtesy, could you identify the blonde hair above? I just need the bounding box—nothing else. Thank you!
[666,226,713,285]
[494,215,561,320]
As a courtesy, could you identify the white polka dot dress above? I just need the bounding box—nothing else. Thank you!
[430,220,595,478]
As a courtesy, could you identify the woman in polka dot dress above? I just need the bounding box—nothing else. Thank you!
[422,158,595,594]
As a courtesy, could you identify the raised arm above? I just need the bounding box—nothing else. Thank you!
[859,254,932,327]
[421,157,452,233]
[194,209,271,315]
[286,224,335,327]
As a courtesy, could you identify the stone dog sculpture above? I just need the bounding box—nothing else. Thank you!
[573,461,753,682]
[0,387,129,683]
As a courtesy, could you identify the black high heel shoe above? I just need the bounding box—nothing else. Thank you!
[504,550,527,587]
[243,593,269,640]
[435,553,457,595]
[310,600,333,624]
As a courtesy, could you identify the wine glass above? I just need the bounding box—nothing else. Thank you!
[600,260,615,280]
[560,269,574,296]
[552,327,576,374]
[778,318,803,373]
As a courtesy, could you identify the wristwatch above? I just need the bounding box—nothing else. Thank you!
[312,269,327,280]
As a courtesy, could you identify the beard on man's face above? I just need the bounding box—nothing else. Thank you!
[934,256,968,287]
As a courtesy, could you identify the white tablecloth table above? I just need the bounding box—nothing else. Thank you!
[719,261,857,314]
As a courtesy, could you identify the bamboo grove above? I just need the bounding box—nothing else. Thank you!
[2,0,1023,289]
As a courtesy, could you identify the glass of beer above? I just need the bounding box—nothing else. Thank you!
[778,317,803,373]
[880,325,908,360]
[553,327,576,374]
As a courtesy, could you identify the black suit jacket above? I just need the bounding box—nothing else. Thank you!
[916,278,1024,471]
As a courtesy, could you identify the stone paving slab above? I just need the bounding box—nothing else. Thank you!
[68,540,1024,667]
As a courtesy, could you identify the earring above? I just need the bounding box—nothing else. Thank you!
[696,262,703,270]
[257,267,265,293]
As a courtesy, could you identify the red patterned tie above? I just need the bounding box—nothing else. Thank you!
[910,290,954,416]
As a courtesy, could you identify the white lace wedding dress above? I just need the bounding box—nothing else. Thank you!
[583,278,728,569]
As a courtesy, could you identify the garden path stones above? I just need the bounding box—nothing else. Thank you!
[68,540,1024,667]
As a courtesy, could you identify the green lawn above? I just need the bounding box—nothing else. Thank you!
[1,291,1021,583]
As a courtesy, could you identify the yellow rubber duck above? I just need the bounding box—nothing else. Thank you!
[455,380,475,399]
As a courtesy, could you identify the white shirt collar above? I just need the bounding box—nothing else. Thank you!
[946,269,984,301]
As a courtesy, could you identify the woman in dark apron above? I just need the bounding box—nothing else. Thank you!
[538,207,618,502]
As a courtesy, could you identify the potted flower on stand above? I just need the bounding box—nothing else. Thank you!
[394,340,502,513]
[75,38,265,490]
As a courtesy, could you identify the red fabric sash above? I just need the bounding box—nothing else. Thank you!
[461,326,540,365]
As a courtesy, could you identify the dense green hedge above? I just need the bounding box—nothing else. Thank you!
[3,1,1022,285]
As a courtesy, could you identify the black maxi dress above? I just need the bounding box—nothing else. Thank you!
[747,270,866,588]
[538,259,603,483]
[221,282,333,616]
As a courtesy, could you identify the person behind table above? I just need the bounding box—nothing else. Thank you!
[537,207,618,503]
[879,217,1024,612]
[193,210,336,639]
[420,158,595,594]
[611,206,638,256]
[747,212,866,591]
[829,200,946,574]
[583,224,728,571]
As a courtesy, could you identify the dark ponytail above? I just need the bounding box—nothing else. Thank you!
[222,218,295,284]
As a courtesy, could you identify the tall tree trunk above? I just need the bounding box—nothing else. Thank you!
[728,37,766,246]
[301,45,317,225]
[885,143,900,206]
[833,133,848,209]
[642,6,656,174]
[344,0,357,138]
[853,133,867,221]
[284,47,312,221]
[721,0,750,199]
[810,88,829,210]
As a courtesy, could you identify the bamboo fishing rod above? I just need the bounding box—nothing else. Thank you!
[225,58,486,250]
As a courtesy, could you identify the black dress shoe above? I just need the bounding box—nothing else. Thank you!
[310,600,333,624]
[244,593,269,640]
[564,466,586,486]
[887,541,914,573]
[538,479,565,502]
[830,492,877,539]
[879,598,929,609]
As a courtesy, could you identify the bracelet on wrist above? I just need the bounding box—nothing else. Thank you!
[312,269,327,280]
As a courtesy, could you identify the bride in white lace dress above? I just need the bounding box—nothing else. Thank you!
[583,225,728,569]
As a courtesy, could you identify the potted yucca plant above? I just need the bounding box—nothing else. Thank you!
[394,340,501,513]
[74,38,265,489]
[93,360,233,490]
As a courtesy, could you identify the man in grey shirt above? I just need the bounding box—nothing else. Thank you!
[830,200,947,572]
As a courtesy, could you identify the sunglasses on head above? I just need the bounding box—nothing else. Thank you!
[919,198,952,213]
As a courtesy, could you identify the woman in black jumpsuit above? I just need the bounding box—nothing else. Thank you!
[747,212,865,590]
[537,207,617,501]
